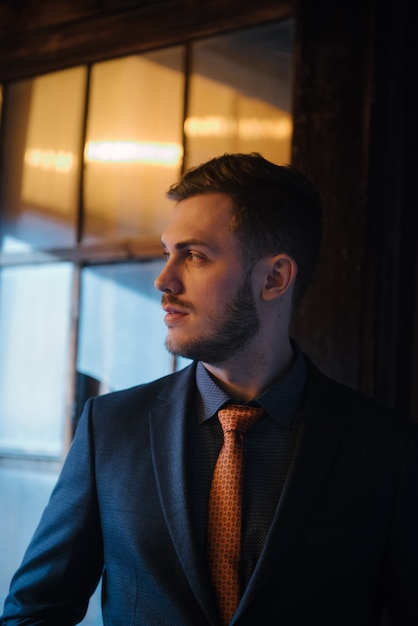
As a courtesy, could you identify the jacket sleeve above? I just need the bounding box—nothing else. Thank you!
[0,398,103,625]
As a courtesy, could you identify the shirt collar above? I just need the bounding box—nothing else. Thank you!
[195,341,307,428]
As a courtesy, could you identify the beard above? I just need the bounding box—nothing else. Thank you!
[164,273,260,364]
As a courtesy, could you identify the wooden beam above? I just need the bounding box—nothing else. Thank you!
[0,0,294,82]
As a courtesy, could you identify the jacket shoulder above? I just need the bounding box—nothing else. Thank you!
[86,361,196,414]
[304,354,416,433]
[70,363,197,447]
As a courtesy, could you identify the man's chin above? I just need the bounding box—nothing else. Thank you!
[165,337,190,359]
[165,336,238,365]
[165,336,209,362]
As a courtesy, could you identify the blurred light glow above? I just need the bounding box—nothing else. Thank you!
[184,116,238,137]
[239,117,293,140]
[184,116,292,140]
[85,141,183,167]
[24,148,75,172]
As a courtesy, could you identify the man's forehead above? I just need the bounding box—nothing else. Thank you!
[160,236,220,253]
[162,193,235,241]
[174,191,234,214]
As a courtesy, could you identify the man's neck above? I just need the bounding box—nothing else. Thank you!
[202,337,295,402]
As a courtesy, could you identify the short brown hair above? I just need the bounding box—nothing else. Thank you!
[167,153,322,304]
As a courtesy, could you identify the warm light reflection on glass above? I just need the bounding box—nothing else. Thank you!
[24,148,75,172]
[84,141,183,167]
[184,116,293,139]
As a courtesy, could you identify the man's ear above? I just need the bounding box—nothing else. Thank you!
[261,254,297,301]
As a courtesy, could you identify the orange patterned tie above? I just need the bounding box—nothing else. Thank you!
[207,404,264,625]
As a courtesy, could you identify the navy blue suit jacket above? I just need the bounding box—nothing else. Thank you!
[2,358,418,625]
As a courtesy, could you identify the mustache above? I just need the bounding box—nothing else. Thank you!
[161,294,194,310]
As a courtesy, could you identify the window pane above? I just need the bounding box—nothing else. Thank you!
[77,261,190,392]
[0,264,74,457]
[185,19,294,169]
[0,462,60,606]
[83,48,185,241]
[0,68,87,252]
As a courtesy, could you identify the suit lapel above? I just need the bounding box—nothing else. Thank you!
[148,365,218,625]
[235,361,352,620]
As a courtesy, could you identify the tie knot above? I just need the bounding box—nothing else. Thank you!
[218,404,264,435]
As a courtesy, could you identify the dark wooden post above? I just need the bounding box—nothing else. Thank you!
[291,0,374,391]
[291,0,417,419]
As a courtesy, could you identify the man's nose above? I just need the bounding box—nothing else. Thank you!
[154,262,182,294]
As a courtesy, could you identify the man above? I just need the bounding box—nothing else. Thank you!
[1,153,417,625]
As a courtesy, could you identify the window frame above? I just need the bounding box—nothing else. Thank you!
[0,14,296,456]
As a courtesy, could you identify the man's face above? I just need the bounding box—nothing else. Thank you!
[154,192,260,364]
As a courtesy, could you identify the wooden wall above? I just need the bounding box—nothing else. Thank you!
[0,0,416,417]
[291,0,417,418]
[291,0,373,391]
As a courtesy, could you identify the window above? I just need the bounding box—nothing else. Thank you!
[0,18,295,623]
[1,67,86,251]
[0,264,73,457]
[83,49,185,241]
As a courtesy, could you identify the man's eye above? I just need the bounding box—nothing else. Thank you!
[187,252,204,261]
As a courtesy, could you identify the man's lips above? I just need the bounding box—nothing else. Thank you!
[161,298,191,324]
[163,310,188,324]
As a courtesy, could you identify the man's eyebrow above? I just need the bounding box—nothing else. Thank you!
[160,238,219,251]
